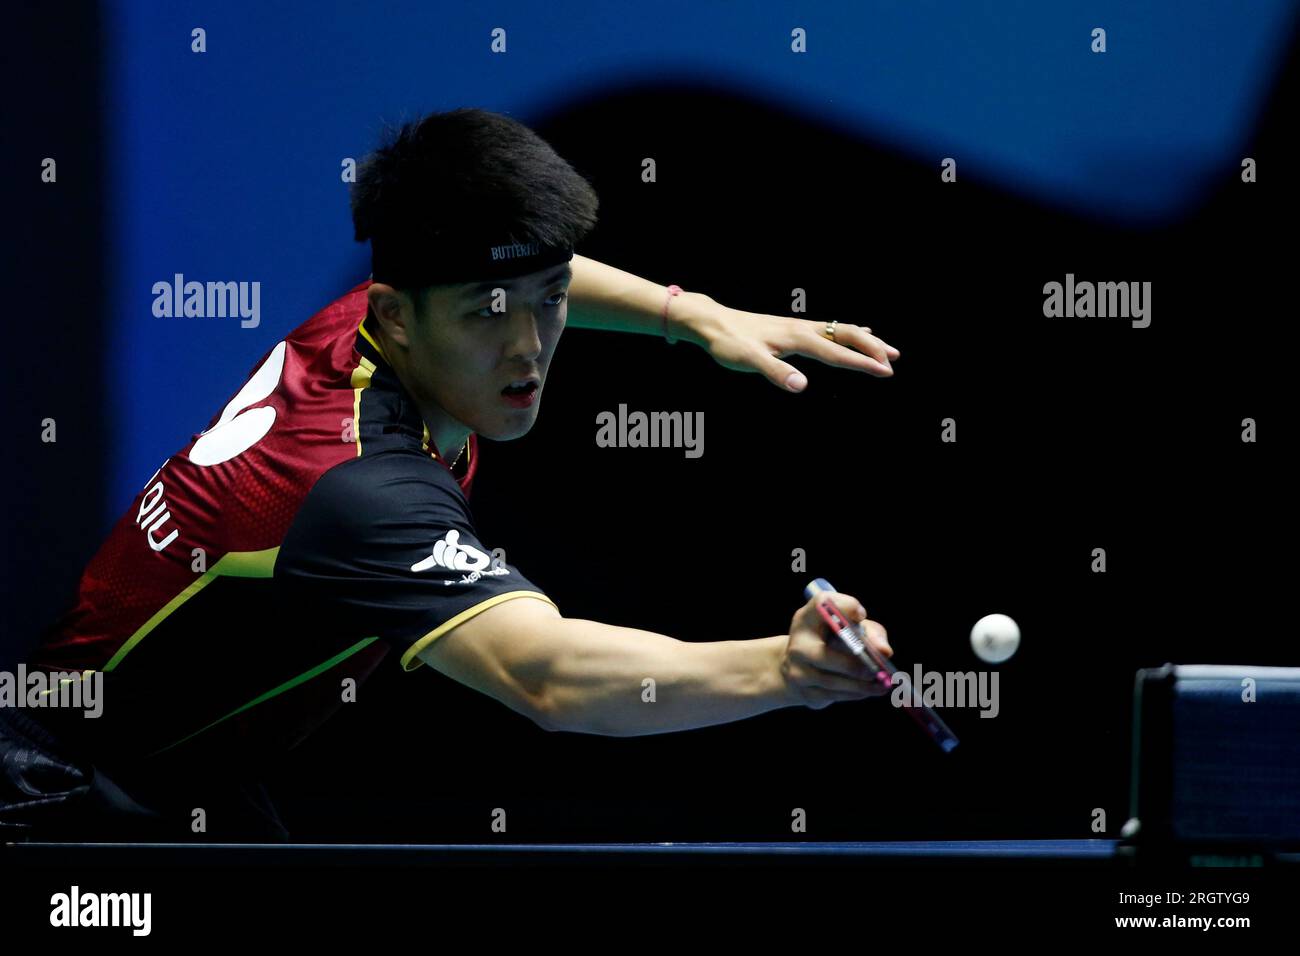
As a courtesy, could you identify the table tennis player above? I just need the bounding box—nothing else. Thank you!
[2,107,898,842]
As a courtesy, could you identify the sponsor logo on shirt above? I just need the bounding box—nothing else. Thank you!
[412,530,511,585]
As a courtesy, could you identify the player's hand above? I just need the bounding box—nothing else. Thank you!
[780,591,894,710]
[672,293,900,392]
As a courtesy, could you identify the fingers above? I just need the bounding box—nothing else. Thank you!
[805,672,892,701]
[854,325,901,359]
[751,349,810,392]
[795,637,876,680]
[797,663,892,710]
[793,590,865,636]
[861,618,893,659]
[786,589,898,709]
[797,630,876,683]
[791,591,890,678]
[791,322,898,376]
[752,322,899,392]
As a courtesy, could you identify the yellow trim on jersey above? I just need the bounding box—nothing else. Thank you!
[398,591,559,672]
[351,386,363,456]
[350,355,376,457]
[350,355,376,389]
[37,669,96,698]
[101,546,280,672]
[148,636,381,757]
[216,546,281,578]
[357,316,389,361]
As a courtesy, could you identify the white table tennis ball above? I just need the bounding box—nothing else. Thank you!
[970,613,1020,664]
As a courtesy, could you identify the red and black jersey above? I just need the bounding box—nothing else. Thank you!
[28,279,556,774]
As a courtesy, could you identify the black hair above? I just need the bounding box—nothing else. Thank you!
[350,107,599,297]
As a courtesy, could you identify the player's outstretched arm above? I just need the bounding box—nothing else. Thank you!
[565,254,900,392]
[416,591,891,736]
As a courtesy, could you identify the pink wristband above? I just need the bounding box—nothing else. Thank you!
[662,284,683,344]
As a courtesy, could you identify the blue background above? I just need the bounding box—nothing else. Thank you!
[103,0,1298,512]
[9,0,1295,844]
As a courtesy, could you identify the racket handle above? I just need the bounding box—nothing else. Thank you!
[805,576,960,753]
[803,577,836,600]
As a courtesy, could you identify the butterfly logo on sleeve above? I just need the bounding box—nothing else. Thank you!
[411,530,510,584]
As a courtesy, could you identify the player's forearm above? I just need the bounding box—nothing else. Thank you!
[538,617,794,736]
[565,254,720,346]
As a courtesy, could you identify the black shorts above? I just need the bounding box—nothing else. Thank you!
[0,706,290,843]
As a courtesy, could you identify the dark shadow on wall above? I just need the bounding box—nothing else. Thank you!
[271,42,1295,841]
[4,0,109,667]
[8,12,1293,840]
